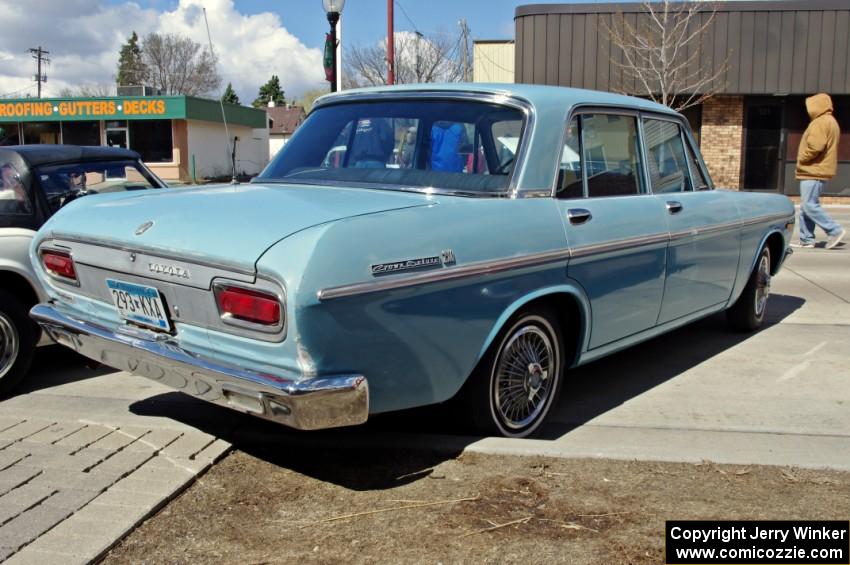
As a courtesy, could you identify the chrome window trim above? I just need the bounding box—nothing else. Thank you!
[318,211,792,301]
[639,113,694,195]
[554,105,663,199]
[636,112,653,195]
[212,279,287,337]
[295,90,536,199]
[49,233,256,276]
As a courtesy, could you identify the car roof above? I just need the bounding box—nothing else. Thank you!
[314,83,680,117]
[0,145,141,167]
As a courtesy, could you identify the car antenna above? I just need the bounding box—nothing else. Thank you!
[202,7,238,185]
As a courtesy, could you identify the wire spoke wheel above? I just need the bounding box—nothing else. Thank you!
[754,252,771,318]
[490,314,561,435]
[0,312,20,380]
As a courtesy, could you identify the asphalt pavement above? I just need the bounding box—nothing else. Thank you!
[0,208,848,564]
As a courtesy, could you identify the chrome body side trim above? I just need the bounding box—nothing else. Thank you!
[317,212,790,301]
[668,219,741,242]
[318,248,573,301]
[740,212,794,228]
[569,232,670,259]
[31,303,368,431]
[49,233,256,276]
[48,238,255,289]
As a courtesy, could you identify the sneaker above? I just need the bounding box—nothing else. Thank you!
[790,241,815,248]
[826,228,846,250]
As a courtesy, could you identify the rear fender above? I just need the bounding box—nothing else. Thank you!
[476,284,591,369]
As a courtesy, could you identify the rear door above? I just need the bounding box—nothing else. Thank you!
[556,112,670,350]
[641,115,741,324]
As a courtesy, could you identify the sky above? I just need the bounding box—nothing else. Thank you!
[0,0,534,103]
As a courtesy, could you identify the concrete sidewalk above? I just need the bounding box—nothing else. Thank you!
[0,357,230,565]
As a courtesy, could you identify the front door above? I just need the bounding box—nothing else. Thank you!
[556,113,669,349]
[743,101,783,191]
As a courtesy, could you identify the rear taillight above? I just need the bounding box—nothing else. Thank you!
[215,285,281,326]
[42,250,77,281]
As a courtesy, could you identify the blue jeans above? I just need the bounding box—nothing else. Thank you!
[799,180,843,244]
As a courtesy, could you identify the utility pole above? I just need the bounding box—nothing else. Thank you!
[387,0,395,85]
[460,19,469,82]
[414,31,423,83]
[29,46,50,98]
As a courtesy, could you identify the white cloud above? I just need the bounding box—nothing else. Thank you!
[0,0,325,103]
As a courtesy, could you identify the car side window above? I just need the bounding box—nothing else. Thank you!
[580,114,644,198]
[684,138,709,190]
[557,117,583,199]
[0,162,32,216]
[643,118,692,194]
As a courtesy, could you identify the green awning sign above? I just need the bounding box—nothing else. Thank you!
[0,97,181,122]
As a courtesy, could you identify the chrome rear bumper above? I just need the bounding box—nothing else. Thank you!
[30,303,368,431]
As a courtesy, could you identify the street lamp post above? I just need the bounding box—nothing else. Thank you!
[323,0,345,92]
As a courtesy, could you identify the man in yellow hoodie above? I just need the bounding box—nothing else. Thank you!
[795,93,844,249]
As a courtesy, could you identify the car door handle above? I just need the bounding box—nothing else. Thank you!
[666,201,683,214]
[567,208,592,225]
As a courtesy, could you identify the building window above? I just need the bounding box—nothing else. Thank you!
[0,123,20,146]
[22,122,60,144]
[61,121,100,146]
[129,120,173,163]
[105,120,128,149]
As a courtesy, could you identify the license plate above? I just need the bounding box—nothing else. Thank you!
[106,279,171,332]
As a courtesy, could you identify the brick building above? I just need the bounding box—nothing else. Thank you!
[515,1,850,197]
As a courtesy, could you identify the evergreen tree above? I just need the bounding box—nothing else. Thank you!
[221,82,240,105]
[116,32,145,86]
[252,75,286,108]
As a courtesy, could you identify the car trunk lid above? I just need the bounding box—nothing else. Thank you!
[44,182,434,273]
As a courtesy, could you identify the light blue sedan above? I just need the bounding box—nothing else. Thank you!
[29,84,794,438]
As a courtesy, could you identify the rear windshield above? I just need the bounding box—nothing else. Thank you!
[257,100,526,195]
[35,159,161,215]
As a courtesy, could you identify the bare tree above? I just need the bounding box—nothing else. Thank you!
[343,31,467,88]
[603,0,728,111]
[58,84,114,97]
[140,32,222,96]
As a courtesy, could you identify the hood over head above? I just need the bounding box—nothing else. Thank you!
[806,93,833,120]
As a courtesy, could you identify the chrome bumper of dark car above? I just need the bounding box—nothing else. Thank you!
[30,303,369,431]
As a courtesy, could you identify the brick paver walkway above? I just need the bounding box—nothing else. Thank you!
[0,352,232,565]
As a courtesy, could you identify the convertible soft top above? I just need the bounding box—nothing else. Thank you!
[0,145,141,167]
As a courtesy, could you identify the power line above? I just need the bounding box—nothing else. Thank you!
[0,84,35,98]
[459,18,470,81]
[394,0,420,33]
[476,47,514,75]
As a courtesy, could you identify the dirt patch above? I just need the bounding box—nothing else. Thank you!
[104,448,850,564]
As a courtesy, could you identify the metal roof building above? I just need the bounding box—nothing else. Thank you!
[515,1,850,196]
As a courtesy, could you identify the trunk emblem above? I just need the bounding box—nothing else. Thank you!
[149,263,190,279]
[135,221,154,236]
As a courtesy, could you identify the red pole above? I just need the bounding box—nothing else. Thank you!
[387,0,395,85]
